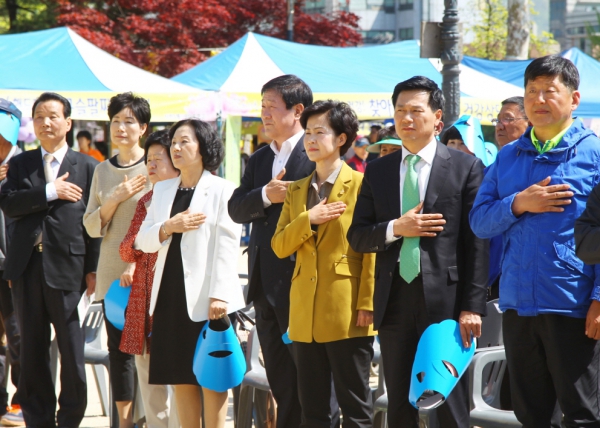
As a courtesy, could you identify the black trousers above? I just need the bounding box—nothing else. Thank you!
[254,282,341,428]
[378,271,470,428]
[503,310,600,428]
[293,336,374,428]
[253,284,303,428]
[102,301,135,401]
[0,276,20,407]
[11,252,86,428]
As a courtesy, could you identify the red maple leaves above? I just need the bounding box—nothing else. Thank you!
[56,0,361,77]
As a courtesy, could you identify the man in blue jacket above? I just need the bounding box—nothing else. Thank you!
[470,55,600,427]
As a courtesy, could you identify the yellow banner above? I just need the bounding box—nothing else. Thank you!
[221,92,503,124]
[1,89,503,125]
[221,92,396,121]
[460,98,503,125]
[0,89,207,122]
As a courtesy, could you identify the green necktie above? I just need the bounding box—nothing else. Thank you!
[400,154,421,283]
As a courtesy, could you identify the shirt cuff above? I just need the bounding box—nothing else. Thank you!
[591,284,600,301]
[261,185,272,208]
[46,183,58,201]
[385,220,401,245]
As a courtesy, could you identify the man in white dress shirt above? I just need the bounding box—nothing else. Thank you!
[0,92,101,428]
[348,76,488,428]
[229,75,322,428]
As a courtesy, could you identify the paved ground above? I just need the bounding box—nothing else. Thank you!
[6,247,250,428]
[7,247,383,427]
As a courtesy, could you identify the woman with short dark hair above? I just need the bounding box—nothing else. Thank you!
[83,92,153,428]
[137,119,245,428]
[272,100,376,427]
[118,129,180,428]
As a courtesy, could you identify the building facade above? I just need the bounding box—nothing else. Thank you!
[550,0,600,52]
[303,0,446,45]
[304,0,552,47]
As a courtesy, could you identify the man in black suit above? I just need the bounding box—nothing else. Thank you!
[228,75,316,428]
[348,76,488,428]
[0,92,101,428]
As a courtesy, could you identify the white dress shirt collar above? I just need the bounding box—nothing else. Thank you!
[401,138,437,166]
[41,143,69,165]
[269,130,304,156]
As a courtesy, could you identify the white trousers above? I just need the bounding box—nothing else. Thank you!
[134,350,180,428]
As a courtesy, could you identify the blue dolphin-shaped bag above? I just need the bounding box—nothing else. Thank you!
[104,279,132,331]
[452,115,498,167]
[0,99,21,146]
[409,319,475,409]
[193,318,246,392]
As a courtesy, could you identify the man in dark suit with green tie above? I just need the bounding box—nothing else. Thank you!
[348,76,489,428]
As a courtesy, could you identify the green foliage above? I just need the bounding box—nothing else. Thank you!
[585,12,600,59]
[464,0,558,59]
[0,0,57,33]
[530,31,559,56]
[464,0,508,60]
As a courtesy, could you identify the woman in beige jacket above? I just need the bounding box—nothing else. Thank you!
[83,93,154,428]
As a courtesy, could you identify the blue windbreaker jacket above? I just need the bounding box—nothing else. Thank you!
[469,118,600,318]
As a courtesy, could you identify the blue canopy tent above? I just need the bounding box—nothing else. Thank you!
[172,33,523,121]
[0,27,204,122]
[462,48,600,118]
[172,32,528,184]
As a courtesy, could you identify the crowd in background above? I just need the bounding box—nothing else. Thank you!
[0,53,598,428]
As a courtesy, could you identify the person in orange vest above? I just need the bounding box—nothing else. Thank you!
[77,130,105,162]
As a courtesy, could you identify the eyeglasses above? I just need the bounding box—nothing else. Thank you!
[491,117,527,126]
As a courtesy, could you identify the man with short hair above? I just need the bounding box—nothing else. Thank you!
[228,75,315,428]
[493,96,529,148]
[348,76,488,427]
[0,92,101,428]
[470,55,600,427]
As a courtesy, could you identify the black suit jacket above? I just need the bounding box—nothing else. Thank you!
[0,148,101,292]
[575,183,600,264]
[228,137,315,308]
[347,142,488,330]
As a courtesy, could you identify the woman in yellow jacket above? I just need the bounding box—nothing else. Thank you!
[272,100,376,428]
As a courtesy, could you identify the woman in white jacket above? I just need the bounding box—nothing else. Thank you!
[137,119,245,428]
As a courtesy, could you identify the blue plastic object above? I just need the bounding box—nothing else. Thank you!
[104,279,131,331]
[282,331,292,344]
[0,109,20,145]
[193,321,246,392]
[484,142,498,167]
[452,115,497,167]
[409,319,475,410]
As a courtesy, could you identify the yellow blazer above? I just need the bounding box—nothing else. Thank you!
[272,163,376,343]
